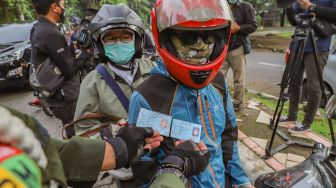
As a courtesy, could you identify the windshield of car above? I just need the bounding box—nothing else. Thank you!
[331,35,336,54]
[0,23,33,48]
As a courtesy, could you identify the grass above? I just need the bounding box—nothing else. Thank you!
[276,32,293,39]
[246,92,335,140]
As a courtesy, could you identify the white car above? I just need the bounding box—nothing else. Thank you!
[302,35,336,107]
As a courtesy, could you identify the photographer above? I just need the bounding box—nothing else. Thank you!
[31,0,91,137]
[281,0,336,133]
[295,0,336,22]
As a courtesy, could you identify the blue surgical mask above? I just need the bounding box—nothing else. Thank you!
[228,0,238,4]
[103,41,135,64]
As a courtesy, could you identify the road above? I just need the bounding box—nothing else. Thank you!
[0,51,285,138]
[245,50,285,96]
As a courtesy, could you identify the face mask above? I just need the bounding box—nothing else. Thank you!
[171,35,215,65]
[56,5,66,23]
[228,0,238,4]
[103,41,135,64]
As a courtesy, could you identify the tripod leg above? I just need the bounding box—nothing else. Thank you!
[309,31,335,143]
[266,33,308,157]
[266,99,286,157]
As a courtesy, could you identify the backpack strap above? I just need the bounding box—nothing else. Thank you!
[96,64,129,112]
[212,72,238,165]
[62,112,120,139]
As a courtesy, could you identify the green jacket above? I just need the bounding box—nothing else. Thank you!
[74,58,156,138]
[5,106,106,188]
[150,173,185,188]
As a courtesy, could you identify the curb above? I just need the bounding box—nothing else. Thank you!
[238,126,333,172]
[238,129,286,171]
[247,89,279,100]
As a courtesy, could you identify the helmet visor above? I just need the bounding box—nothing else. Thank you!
[155,0,233,32]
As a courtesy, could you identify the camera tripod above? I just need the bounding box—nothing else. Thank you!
[264,13,335,157]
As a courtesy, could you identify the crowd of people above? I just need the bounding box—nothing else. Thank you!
[1,0,336,187]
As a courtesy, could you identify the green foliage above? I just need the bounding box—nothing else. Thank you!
[245,0,277,14]
[127,0,150,26]
[0,0,35,24]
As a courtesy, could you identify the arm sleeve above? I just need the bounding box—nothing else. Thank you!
[45,31,88,78]
[237,3,257,36]
[149,173,185,188]
[222,82,250,186]
[315,3,336,22]
[225,142,251,187]
[74,72,103,138]
[55,137,105,182]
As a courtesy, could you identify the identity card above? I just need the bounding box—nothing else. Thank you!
[136,108,172,137]
[170,119,202,143]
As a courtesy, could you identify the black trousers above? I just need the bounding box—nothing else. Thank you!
[288,52,329,126]
[50,101,76,137]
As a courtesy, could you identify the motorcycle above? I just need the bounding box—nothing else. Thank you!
[255,95,336,188]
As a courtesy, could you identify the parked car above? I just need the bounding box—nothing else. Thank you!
[0,22,34,88]
[302,35,336,107]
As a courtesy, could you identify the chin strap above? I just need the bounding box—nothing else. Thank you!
[0,107,47,168]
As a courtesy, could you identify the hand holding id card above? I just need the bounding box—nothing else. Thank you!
[136,108,201,143]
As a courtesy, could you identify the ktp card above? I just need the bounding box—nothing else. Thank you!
[170,119,202,143]
[136,108,172,137]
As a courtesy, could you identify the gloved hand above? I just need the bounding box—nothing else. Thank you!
[161,141,210,177]
[106,126,154,169]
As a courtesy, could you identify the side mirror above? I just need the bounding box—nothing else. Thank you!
[326,95,336,119]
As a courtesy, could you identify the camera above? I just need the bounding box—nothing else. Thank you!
[74,19,91,47]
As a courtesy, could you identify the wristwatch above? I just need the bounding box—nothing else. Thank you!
[153,163,189,187]
[308,4,317,13]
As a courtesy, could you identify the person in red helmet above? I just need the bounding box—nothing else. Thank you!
[128,0,253,187]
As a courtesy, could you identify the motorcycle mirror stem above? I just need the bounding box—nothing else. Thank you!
[325,95,336,156]
[325,95,336,119]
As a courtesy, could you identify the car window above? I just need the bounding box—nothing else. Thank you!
[0,23,33,45]
[330,35,336,54]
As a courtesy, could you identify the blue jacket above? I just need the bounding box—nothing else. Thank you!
[128,62,250,187]
[293,0,336,53]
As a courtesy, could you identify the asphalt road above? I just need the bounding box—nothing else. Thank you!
[0,50,285,138]
[245,50,285,96]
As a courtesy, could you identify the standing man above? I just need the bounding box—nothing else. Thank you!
[281,0,336,133]
[30,0,90,137]
[221,0,257,115]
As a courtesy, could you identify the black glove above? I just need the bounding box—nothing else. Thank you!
[106,126,154,169]
[161,141,210,177]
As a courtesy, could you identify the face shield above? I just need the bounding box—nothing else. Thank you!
[155,0,233,32]
[151,0,233,89]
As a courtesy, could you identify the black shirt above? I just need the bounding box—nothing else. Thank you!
[30,17,89,104]
[229,1,257,51]
[31,17,88,78]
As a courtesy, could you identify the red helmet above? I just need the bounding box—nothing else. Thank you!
[151,0,233,89]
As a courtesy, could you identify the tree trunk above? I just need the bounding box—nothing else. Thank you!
[0,0,10,23]
[280,8,286,27]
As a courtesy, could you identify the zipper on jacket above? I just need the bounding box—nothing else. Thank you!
[204,96,217,140]
[197,94,218,150]
[207,164,220,188]
[197,93,220,187]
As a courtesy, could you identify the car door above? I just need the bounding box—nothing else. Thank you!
[323,35,336,97]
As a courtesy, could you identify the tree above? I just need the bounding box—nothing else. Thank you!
[0,0,35,24]
[127,0,150,26]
